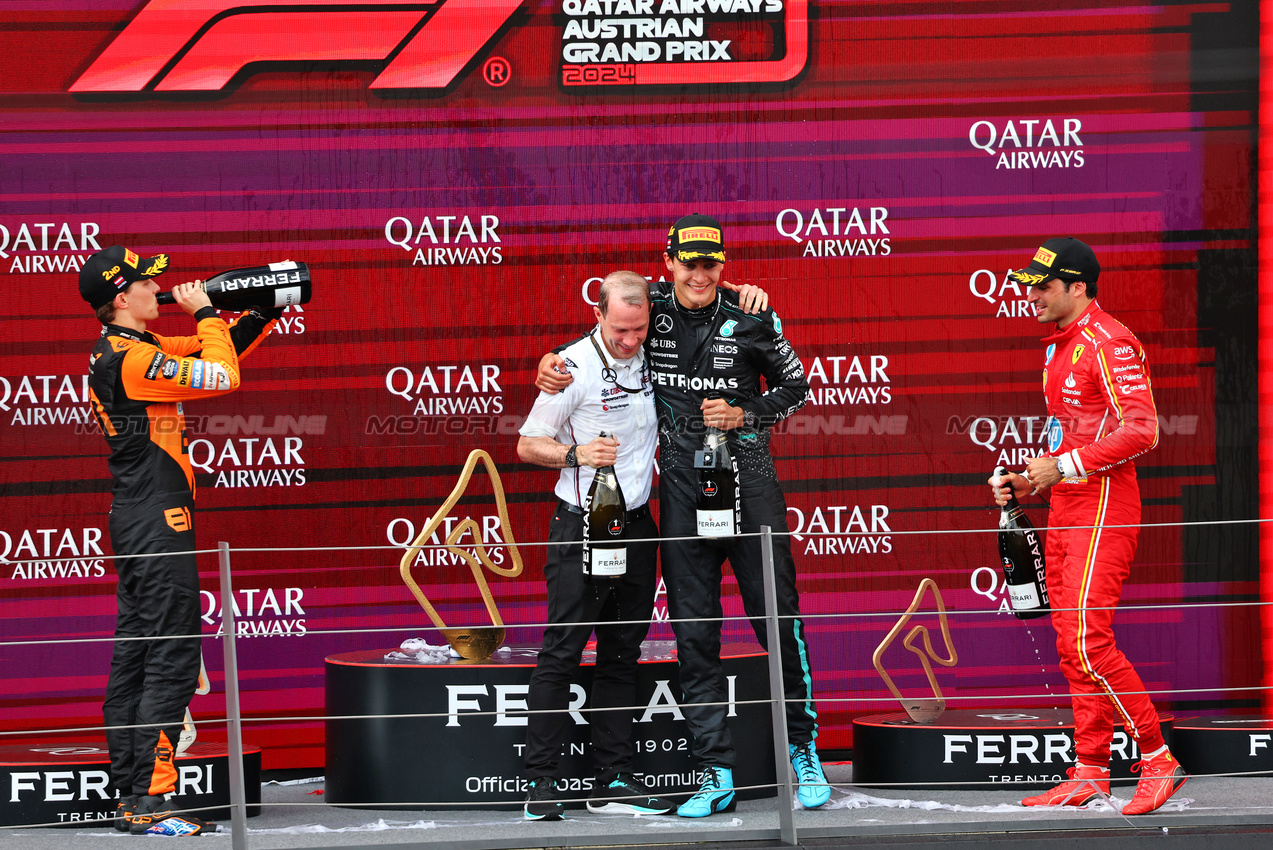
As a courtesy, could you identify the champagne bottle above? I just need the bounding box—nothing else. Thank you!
[157,261,311,309]
[582,432,626,583]
[695,398,740,538]
[994,466,1050,619]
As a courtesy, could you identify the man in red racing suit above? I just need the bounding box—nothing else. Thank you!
[991,237,1187,816]
[80,245,279,835]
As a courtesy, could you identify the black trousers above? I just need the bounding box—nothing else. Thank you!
[102,493,202,797]
[523,501,659,783]
[659,467,818,768]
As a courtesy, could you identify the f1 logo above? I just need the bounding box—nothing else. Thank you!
[70,0,525,92]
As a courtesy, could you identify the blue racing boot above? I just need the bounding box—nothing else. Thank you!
[676,766,735,818]
[790,742,831,808]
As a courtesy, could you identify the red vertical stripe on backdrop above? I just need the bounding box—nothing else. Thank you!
[1260,0,1273,716]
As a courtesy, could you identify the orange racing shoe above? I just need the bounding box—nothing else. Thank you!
[1021,764,1110,807]
[1122,750,1188,815]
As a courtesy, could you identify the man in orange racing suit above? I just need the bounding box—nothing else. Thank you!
[990,237,1186,816]
[80,245,280,835]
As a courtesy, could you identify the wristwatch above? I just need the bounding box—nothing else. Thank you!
[742,408,757,429]
[565,445,578,468]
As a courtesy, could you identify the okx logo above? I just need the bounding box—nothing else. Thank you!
[70,0,525,92]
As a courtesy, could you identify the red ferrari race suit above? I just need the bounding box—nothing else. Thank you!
[1039,300,1163,766]
[89,306,277,799]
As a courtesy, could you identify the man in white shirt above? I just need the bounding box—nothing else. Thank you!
[516,270,671,820]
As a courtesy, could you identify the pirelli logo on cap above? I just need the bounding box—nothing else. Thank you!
[124,248,140,268]
[1033,246,1057,267]
[679,226,721,243]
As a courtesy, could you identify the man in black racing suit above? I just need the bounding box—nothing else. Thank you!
[79,245,280,836]
[650,215,826,816]
[538,215,828,816]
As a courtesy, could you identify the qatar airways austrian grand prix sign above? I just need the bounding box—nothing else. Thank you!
[559,0,808,87]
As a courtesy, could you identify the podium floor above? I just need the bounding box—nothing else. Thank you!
[3,761,1272,850]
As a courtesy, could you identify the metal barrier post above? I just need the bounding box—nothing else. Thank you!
[760,525,797,845]
[218,542,248,850]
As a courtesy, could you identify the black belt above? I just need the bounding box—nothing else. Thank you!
[559,499,649,523]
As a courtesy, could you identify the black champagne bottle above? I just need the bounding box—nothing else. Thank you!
[157,261,311,309]
[994,465,1050,619]
[582,432,626,582]
[695,399,740,538]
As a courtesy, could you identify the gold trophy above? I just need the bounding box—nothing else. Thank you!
[872,578,958,724]
[399,450,524,660]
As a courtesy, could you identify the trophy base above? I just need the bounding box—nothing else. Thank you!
[441,627,505,660]
[853,709,1175,791]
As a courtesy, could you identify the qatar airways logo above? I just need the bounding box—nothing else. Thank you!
[952,414,1047,469]
[0,374,92,428]
[201,587,307,638]
[0,222,102,274]
[385,215,503,267]
[189,436,307,489]
[386,365,505,416]
[805,355,891,405]
[969,269,1035,318]
[3,527,106,581]
[775,207,891,258]
[969,119,1085,170]
[787,504,892,556]
[389,515,509,568]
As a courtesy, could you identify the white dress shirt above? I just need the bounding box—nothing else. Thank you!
[520,327,657,509]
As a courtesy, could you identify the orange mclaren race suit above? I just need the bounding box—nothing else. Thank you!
[88,305,277,799]
[1039,300,1163,766]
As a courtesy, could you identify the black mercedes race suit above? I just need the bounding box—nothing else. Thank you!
[88,306,276,799]
[647,281,816,769]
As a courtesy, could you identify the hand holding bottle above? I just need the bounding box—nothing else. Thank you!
[577,433,619,468]
[170,281,213,316]
[700,396,743,430]
[992,465,1050,619]
[988,468,1031,506]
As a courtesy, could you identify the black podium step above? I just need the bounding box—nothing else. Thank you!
[0,742,261,828]
[325,642,776,808]
[853,709,1175,791]
[1171,716,1273,778]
